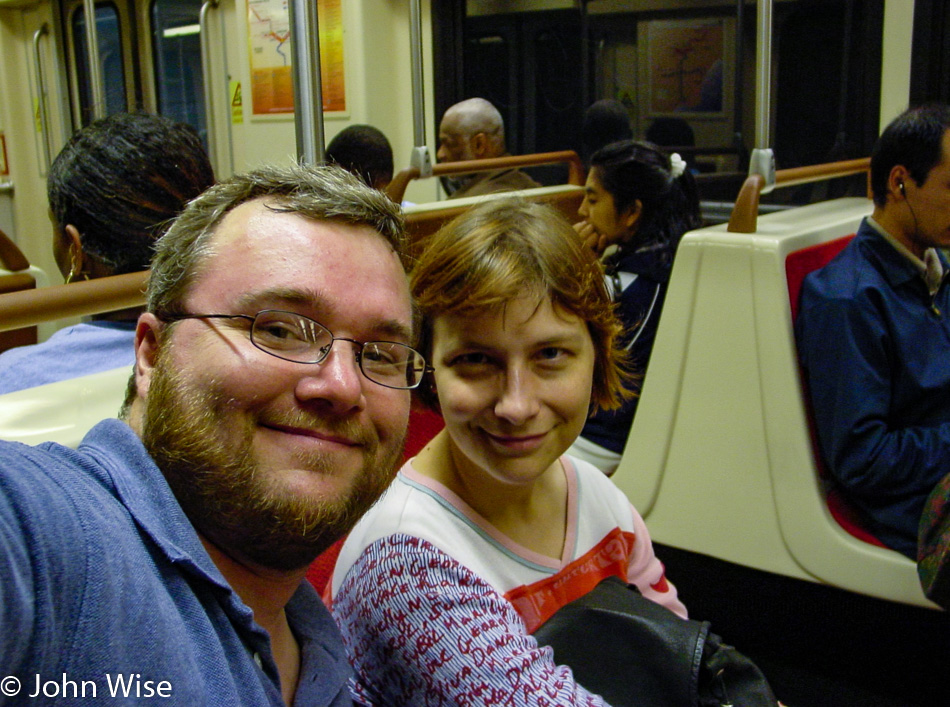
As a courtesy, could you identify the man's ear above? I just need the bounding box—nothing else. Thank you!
[470,132,490,159]
[888,165,910,200]
[134,313,164,401]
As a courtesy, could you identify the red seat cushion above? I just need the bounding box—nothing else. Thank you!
[306,405,445,593]
[786,235,886,548]
[785,235,854,320]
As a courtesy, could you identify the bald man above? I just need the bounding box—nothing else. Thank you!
[436,98,540,199]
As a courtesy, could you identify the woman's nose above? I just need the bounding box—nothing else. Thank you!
[493,368,540,423]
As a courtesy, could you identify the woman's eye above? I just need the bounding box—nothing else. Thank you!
[450,352,491,367]
[537,347,570,364]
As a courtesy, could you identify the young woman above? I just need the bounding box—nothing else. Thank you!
[570,140,703,475]
[328,198,685,706]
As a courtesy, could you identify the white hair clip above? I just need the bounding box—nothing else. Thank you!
[669,153,687,179]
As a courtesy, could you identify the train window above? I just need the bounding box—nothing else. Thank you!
[151,0,205,145]
[72,3,128,124]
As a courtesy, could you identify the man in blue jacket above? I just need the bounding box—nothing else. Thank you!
[0,164,424,705]
[796,104,950,558]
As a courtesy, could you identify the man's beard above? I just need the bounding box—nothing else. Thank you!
[141,350,403,572]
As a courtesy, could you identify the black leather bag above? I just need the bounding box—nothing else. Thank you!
[533,576,777,707]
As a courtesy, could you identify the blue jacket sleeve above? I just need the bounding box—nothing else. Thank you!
[797,292,950,499]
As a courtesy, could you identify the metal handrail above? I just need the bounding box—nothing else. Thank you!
[385,150,586,204]
[32,24,53,172]
[0,271,147,333]
[0,227,30,272]
[199,0,219,167]
[727,157,870,233]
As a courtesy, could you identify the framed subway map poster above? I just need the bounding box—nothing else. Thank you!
[247,0,346,115]
[643,18,725,117]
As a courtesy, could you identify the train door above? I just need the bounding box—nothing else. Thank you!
[0,0,236,290]
[0,0,72,289]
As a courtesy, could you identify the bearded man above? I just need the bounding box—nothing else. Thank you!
[0,164,424,706]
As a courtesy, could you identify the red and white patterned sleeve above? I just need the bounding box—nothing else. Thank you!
[332,534,611,707]
[626,504,688,619]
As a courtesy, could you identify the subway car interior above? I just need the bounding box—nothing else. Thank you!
[1,0,950,705]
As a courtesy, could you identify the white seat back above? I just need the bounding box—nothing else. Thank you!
[611,197,935,608]
[0,366,129,448]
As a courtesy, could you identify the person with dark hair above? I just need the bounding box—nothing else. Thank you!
[796,103,950,558]
[645,116,695,150]
[0,163,417,705]
[568,140,702,475]
[436,97,540,199]
[581,99,632,166]
[0,112,215,394]
[325,124,394,191]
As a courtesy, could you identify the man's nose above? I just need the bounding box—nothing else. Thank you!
[294,341,366,411]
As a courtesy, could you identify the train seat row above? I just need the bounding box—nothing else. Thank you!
[612,195,934,608]
[0,188,937,608]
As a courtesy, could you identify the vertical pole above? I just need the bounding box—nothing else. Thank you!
[82,0,106,120]
[749,0,775,192]
[409,0,432,176]
[289,0,324,164]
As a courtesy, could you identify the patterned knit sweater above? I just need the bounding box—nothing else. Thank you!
[329,455,685,705]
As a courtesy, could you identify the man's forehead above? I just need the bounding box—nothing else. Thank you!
[191,201,410,329]
[209,198,386,251]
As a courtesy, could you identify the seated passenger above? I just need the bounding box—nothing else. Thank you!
[0,112,214,394]
[325,124,394,192]
[796,104,950,558]
[328,198,685,705]
[581,98,632,167]
[568,140,702,475]
[437,97,541,199]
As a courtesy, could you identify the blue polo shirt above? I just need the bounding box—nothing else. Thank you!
[0,419,353,706]
[796,218,950,558]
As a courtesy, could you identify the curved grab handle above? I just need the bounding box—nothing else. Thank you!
[385,150,585,204]
[199,0,219,167]
[0,227,30,273]
[32,24,53,172]
[727,157,871,234]
[0,271,147,333]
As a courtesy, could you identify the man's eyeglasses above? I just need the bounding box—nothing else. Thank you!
[162,309,429,390]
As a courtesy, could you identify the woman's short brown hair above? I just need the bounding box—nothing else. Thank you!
[410,197,633,412]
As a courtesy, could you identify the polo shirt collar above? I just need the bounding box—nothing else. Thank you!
[865,216,945,293]
[79,419,234,591]
[77,419,352,704]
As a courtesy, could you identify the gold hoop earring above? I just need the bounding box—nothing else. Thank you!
[66,266,89,284]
